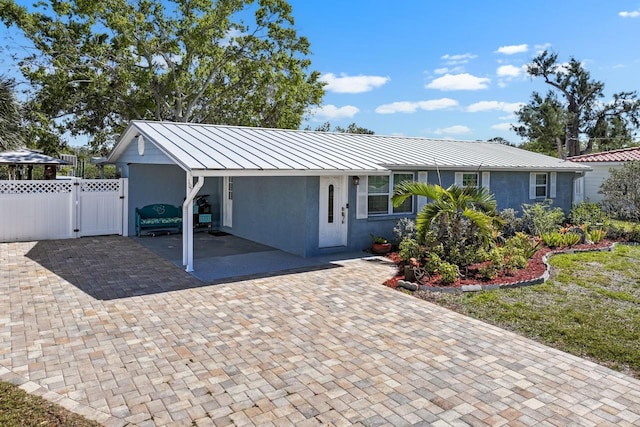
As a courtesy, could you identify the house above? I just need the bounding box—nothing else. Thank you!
[568,147,640,203]
[0,148,69,180]
[108,121,590,271]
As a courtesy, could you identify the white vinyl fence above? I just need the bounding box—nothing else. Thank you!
[0,178,128,242]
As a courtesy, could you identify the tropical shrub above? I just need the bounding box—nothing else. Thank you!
[424,253,442,275]
[629,226,640,243]
[398,238,421,262]
[588,228,607,243]
[393,218,417,243]
[522,200,565,236]
[504,232,541,259]
[569,201,609,228]
[391,182,501,269]
[438,262,460,285]
[499,208,525,237]
[541,230,581,247]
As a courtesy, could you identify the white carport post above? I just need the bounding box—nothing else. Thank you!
[183,172,204,272]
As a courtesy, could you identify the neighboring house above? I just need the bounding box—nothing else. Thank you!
[0,148,68,180]
[108,121,590,271]
[568,147,640,203]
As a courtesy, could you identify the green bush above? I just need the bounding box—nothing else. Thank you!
[424,253,442,275]
[541,231,565,248]
[629,226,640,243]
[522,200,565,236]
[569,201,609,227]
[499,208,524,237]
[588,228,607,243]
[504,232,541,259]
[564,232,582,247]
[393,218,417,243]
[398,238,421,262]
[505,253,528,272]
[439,262,460,285]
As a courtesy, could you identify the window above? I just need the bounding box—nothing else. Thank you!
[462,172,479,187]
[535,173,547,198]
[367,173,414,215]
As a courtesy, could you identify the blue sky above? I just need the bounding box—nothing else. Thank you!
[292,1,640,143]
[2,1,640,146]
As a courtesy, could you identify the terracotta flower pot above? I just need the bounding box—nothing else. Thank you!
[372,242,392,254]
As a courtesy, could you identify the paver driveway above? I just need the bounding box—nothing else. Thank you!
[1,237,640,426]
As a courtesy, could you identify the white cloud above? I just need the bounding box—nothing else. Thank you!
[619,10,640,18]
[467,101,524,113]
[426,73,490,91]
[311,104,359,120]
[434,125,471,135]
[495,44,528,55]
[320,73,390,93]
[534,43,552,54]
[441,53,477,65]
[496,64,524,77]
[375,98,459,114]
[491,123,513,131]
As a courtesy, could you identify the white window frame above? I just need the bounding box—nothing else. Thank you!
[366,172,415,216]
[530,172,548,199]
[455,172,479,188]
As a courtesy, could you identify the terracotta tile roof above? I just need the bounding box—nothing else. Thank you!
[568,146,640,162]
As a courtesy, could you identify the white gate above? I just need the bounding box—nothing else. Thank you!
[0,178,128,242]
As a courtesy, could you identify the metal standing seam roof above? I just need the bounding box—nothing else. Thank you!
[568,146,640,163]
[0,148,69,165]
[109,121,591,173]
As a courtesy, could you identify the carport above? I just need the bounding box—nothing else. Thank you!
[107,120,385,273]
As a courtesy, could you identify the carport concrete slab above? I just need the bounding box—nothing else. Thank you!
[1,236,640,426]
[134,233,374,282]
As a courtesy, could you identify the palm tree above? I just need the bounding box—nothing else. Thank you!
[0,76,23,151]
[392,182,501,266]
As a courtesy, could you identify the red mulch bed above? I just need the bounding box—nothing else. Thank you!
[383,239,617,289]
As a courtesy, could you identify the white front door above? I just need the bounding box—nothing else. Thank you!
[319,176,348,247]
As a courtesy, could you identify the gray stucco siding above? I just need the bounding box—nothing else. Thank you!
[125,164,221,236]
[231,176,313,257]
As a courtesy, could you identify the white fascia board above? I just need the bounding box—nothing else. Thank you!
[191,169,390,177]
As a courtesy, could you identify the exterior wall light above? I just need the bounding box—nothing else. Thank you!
[353,176,360,186]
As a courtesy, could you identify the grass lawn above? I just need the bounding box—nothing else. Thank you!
[415,244,640,379]
[0,381,101,427]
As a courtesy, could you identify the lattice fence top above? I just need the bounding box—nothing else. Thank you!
[0,180,73,194]
[81,180,121,193]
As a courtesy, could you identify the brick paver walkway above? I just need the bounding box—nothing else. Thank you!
[1,237,639,426]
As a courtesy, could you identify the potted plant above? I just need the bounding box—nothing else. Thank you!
[370,233,392,254]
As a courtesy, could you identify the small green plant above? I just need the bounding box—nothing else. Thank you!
[522,200,565,236]
[438,261,460,285]
[370,233,388,244]
[504,232,541,259]
[563,232,582,247]
[541,231,565,248]
[629,226,640,243]
[424,253,442,275]
[588,228,607,243]
[393,218,417,242]
[569,201,609,228]
[504,253,528,272]
[499,208,524,237]
[398,238,421,262]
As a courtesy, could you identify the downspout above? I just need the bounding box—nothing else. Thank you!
[183,174,205,272]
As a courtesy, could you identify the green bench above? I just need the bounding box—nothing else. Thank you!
[135,204,183,236]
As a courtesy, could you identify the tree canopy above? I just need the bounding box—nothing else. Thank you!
[0,76,23,151]
[514,51,640,157]
[308,121,375,135]
[0,0,325,154]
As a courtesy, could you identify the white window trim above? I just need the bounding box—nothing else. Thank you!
[529,172,548,199]
[455,171,479,188]
[365,172,415,216]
